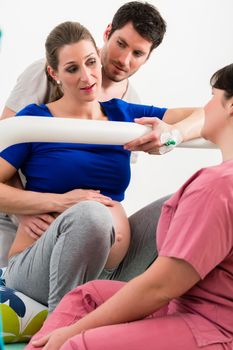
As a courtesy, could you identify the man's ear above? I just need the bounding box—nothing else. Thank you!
[103,23,112,42]
[47,66,58,82]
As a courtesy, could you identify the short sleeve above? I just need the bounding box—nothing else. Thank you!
[0,105,42,169]
[126,102,167,121]
[159,184,233,279]
[0,142,31,170]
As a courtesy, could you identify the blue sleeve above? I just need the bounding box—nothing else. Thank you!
[0,142,31,170]
[0,104,41,169]
[101,99,167,122]
[124,101,167,121]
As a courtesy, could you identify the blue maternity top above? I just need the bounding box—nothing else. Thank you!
[0,99,167,201]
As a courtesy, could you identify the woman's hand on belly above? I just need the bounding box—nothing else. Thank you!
[17,213,55,240]
[58,189,114,212]
[105,202,131,269]
[8,213,55,258]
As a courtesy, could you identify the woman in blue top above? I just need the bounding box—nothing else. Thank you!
[0,21,203,312]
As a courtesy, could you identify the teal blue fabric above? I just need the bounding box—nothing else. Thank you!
[5,344,27,350]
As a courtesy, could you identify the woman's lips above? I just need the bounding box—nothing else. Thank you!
[80,83,96,91]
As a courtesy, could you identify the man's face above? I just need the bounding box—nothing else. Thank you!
[101,22,152,82]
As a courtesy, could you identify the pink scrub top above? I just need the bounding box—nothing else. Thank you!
[157,160,233,347]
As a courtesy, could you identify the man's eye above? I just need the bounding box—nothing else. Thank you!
[134,51,144,57]
[87,59,96,66]
[117,40,124,48]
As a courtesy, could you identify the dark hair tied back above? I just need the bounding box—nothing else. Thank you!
[210,64,233,99]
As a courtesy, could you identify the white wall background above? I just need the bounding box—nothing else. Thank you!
[0,0,232,215]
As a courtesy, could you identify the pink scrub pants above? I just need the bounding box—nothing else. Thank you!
[26,280,230,350]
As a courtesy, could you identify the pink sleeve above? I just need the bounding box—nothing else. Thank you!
[159,185,233,279]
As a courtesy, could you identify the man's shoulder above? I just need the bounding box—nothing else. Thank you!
[123,81,141,104]
[20,58,46,78]
[26,58,46,70]
[5,58,48,112]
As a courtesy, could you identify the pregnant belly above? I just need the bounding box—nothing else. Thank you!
[105,201,131,269]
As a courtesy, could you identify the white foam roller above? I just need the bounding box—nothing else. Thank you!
[0,116,217,151]
[0,116,152,151]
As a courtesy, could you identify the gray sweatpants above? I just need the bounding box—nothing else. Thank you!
[3,196,169,312]
[0,213,18,267]
[5,201,115,312]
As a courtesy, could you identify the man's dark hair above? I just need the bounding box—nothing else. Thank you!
[210,64,233,99]
[109,1,166,52]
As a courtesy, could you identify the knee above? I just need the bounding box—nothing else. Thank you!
[73,200,113,228]
[63,201,114,242]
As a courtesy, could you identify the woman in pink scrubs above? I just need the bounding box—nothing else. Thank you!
[26,64,233,350]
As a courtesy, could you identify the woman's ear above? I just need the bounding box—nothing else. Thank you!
[103,23,112,42]
[47,66,58,82]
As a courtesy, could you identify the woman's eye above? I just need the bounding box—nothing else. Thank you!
[66,66,78,73]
